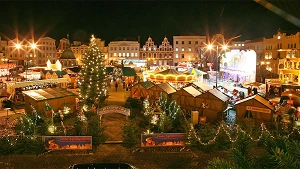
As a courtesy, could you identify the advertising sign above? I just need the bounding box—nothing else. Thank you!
[44,136,92,150]
[141,133,185,147]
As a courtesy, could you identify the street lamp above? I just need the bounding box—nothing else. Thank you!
[207,44,228,88]
[15,42,36,81]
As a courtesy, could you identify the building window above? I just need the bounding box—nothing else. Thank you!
[195,41,198,44]
[144,48,146,51]
[123,47,125,50]
[123,53,125,57]
[188,47,191,52]
[119,47,121,50]
[126,53,129,57]
[182,41,184,44]
[110,47,113,50]
[131,53,134,57]
[176,41,178,44]
[242,44,244,46]
[175,54,179,58]
[181,54,184,58]
[182,47,184,52]
[135,53,138,57]
[188,41,191,44]
[175,47,178,51]
[294,43,296,48]
[114,47,116,50]
[118,53,121,57]
[135,47,138,50]
[127,47,129,50]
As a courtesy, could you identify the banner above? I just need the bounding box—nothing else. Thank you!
[141,133,185,147]
[44,136,92,150]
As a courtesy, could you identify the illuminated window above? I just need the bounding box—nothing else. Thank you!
[242,44,244,46]
[238,44,241,46]
[154,48,156,51]
[131,53,134,57]
[135,53,138,57]
[114,53,117,57]
[188,47,191,51]
[234,44,237,46]
[149,48,151,51]
[175,54,179,58]
[144,48,146,51]
[127,53,129,57]
[123,53,125,57]
[277,36,281,39]
[175,47,178,51]
[119,53,121,57]
[182,47,184,52]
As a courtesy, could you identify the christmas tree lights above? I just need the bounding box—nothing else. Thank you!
[78,35,108,110]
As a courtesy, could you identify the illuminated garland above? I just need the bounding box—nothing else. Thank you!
[186,122,300,146]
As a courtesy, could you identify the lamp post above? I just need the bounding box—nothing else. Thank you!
[207,44,227,88]
[15,42,36,81]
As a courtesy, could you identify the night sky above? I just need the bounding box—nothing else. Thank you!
[1,0,300,45]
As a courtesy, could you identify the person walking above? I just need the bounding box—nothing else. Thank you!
[115,81,118,92]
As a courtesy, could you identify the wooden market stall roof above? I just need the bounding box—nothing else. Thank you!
[209,88,230,102]
[22,88,76,102]
[235,94,275,110]
[139,81,155,90]
[122,67,136,76]
[183,86,202,97]
[157,83,177,94]
[192,82,213,92]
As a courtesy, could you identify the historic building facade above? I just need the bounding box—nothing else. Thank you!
[71,38,108,66]
[140,37,173,66]
[108,41,140,65]
[173,36,206,66]
[6,37,56,66]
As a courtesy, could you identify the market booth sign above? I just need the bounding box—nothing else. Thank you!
[141,133,185,147]
[44,136,92,150]
[246,106,271,114]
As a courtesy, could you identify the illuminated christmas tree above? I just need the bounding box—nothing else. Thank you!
[78,35,108,110]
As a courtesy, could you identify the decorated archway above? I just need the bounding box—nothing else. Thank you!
[97,105,130,118]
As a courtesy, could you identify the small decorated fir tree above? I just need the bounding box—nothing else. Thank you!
[78,35,108,110]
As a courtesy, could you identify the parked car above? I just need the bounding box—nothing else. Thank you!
[69,163,137,169]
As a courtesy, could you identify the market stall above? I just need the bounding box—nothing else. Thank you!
[235,94,275,125]
[22,88,76,116]
[184,68,207,83]
[131,81,155,99]
[150,82,177,100]
[194,88,229,123]
[171,86,202,112]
